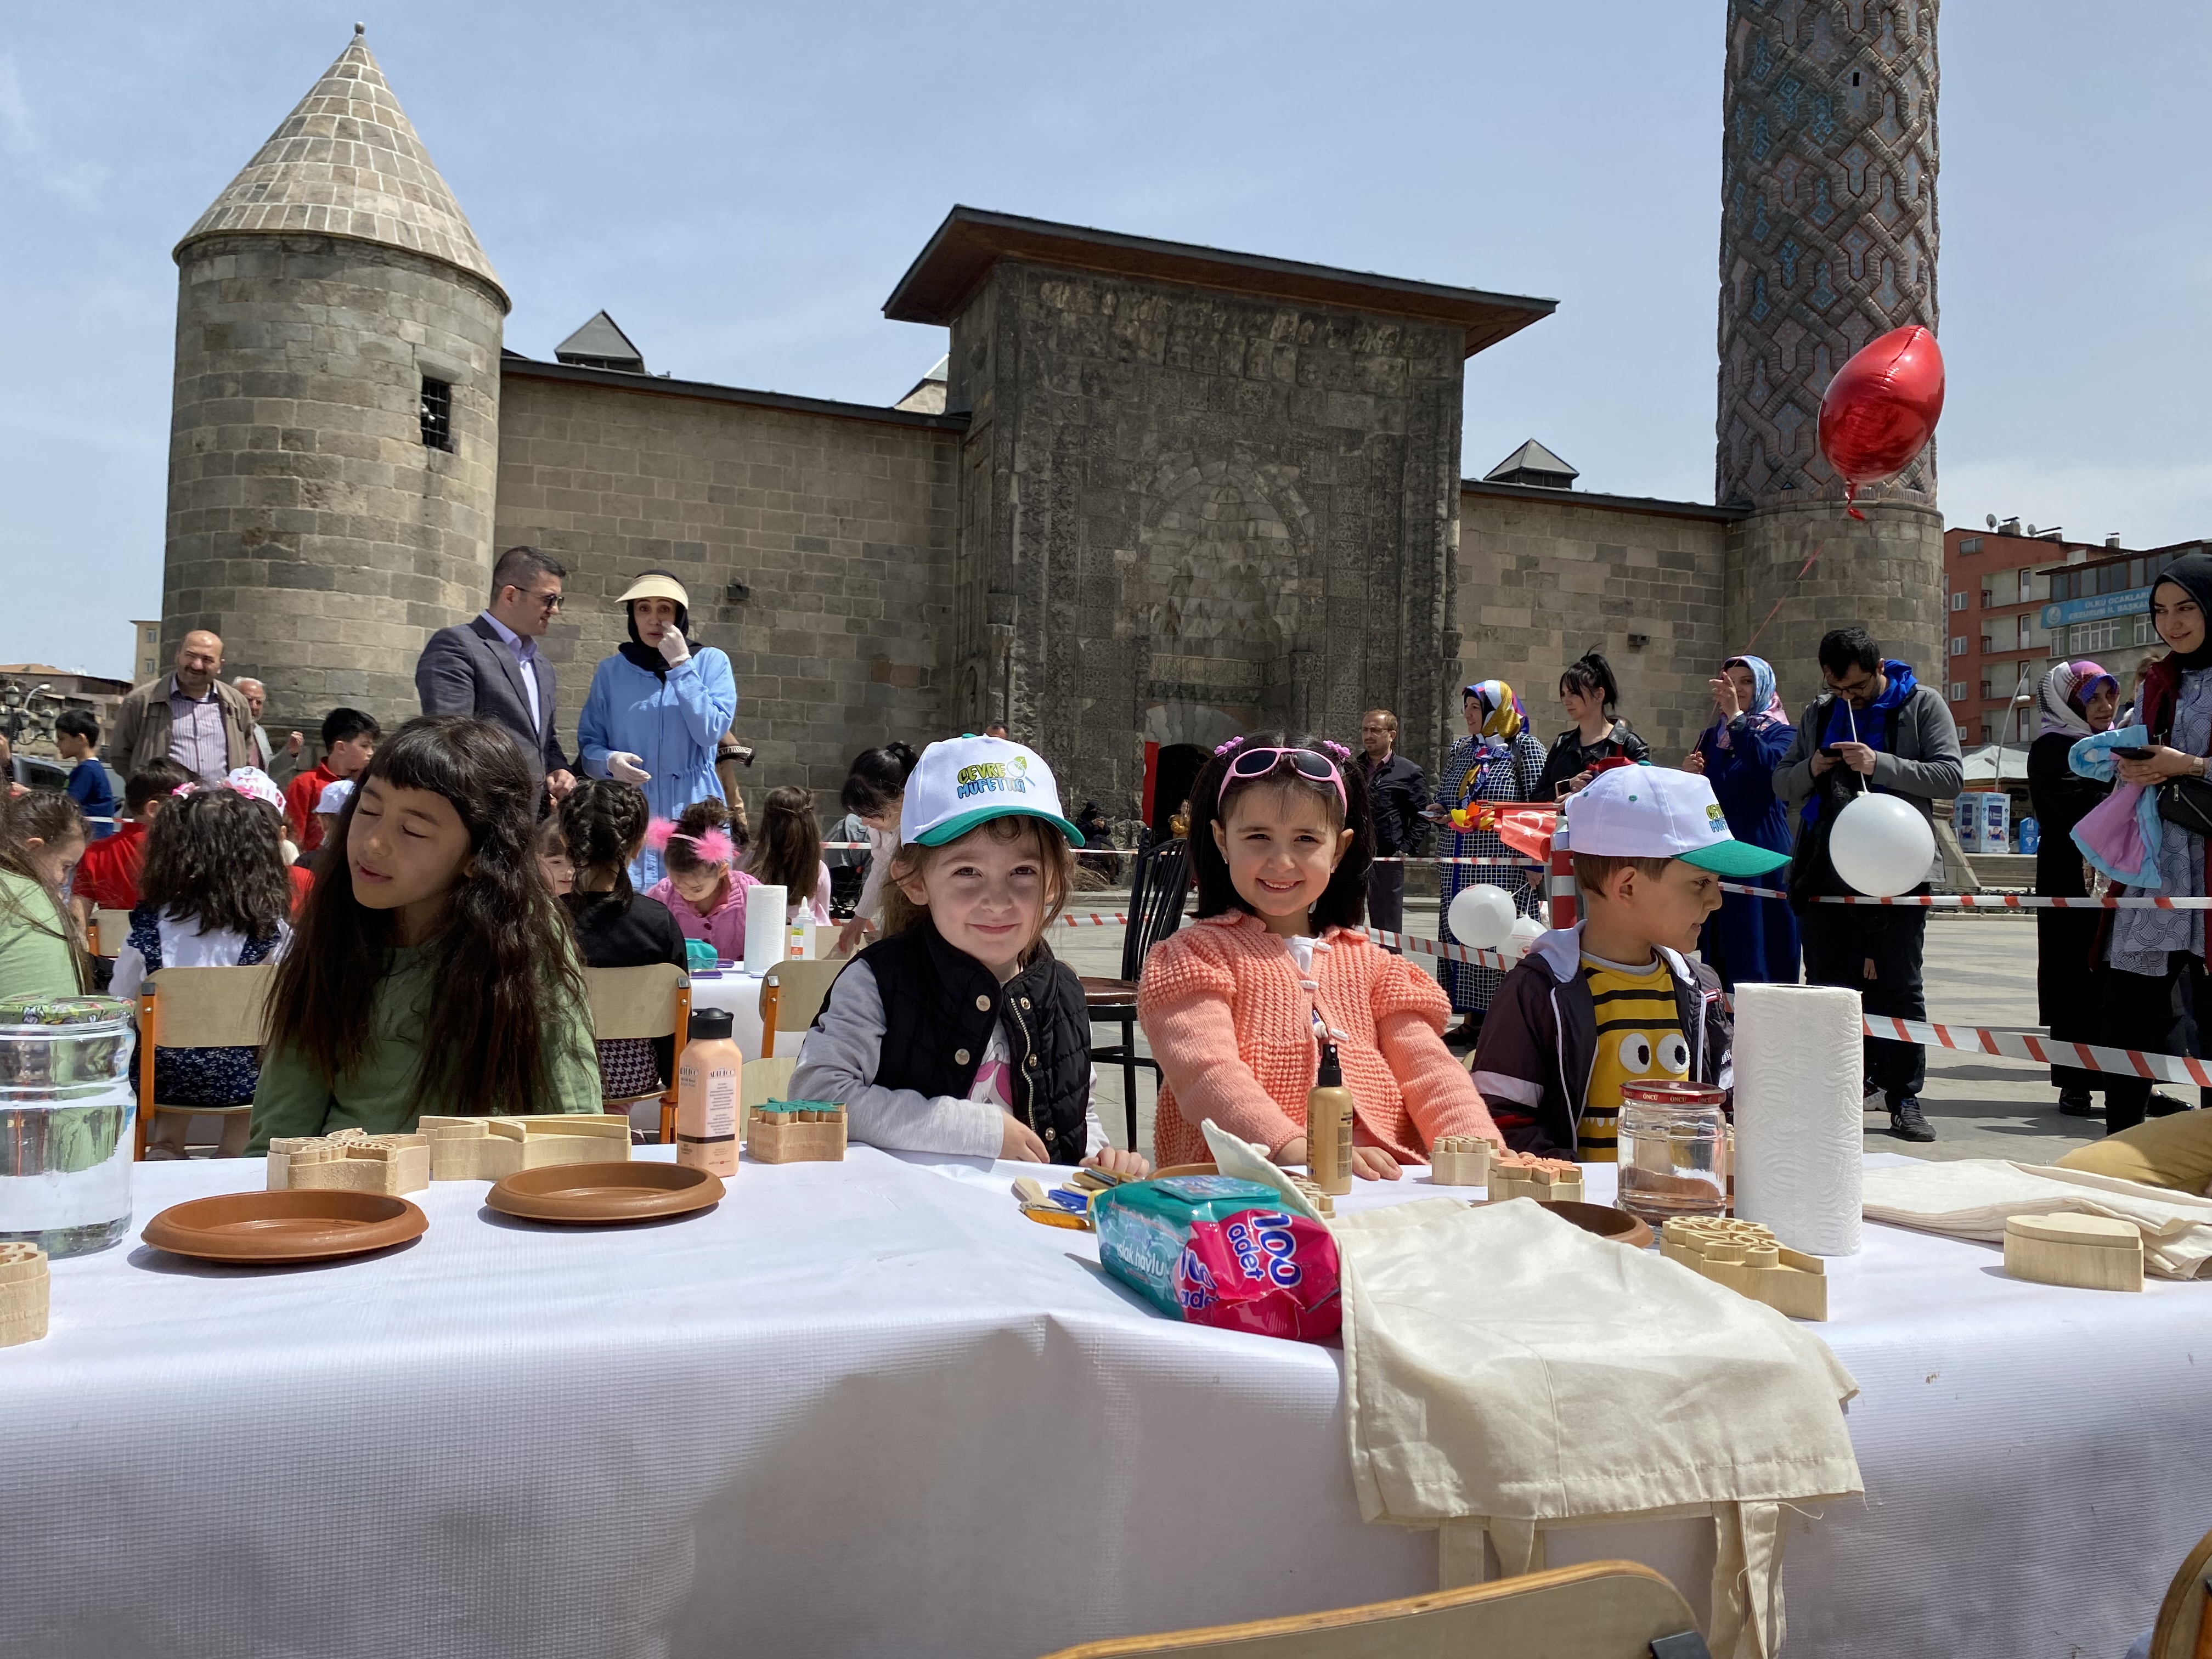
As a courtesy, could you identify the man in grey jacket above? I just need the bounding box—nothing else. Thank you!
[415,546,575,802]
[1775,625,1963,1143]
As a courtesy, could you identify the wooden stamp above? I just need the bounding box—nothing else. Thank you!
[1660,1216,1829,1321]
[0,1241,49,1348]
[1429,1135,1493,1188]
[2003,1212,2144,1293]
[268,1128,430,1195]
[746,1102,847,1164]
[418,1114,631,1181]
[1489,1160,1584,1205]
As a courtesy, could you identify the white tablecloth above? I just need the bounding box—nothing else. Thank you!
[4,1150,2209,1658]
[684,968,768,1060]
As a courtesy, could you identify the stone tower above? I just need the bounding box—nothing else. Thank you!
[165,26,508,735]
[1718,1,1944,708]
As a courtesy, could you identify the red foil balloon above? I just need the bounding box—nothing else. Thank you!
[1816,324,1945,518]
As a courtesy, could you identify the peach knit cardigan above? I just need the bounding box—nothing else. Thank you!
[1136,911,1500,1171]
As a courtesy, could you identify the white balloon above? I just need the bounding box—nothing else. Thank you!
[1498,916,1547,964]
[1448,883,1517,948]
[1829,792,1937,898]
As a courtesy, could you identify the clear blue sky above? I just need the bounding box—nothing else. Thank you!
[1,2,2204,676]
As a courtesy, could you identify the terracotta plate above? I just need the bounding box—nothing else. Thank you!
[487,1160,725,1224]
[142,1190,427,1265]
[1537,1199,1655,1250]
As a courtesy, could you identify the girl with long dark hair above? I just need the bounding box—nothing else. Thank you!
[1534,649,1650,799]
[559,778,687,1099]
[745,785,832,924]
[247,717,601,1147]
[114,785,294,1157]
[1136,731,1500,1176]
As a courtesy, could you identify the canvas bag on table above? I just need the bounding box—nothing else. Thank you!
[1334,1198,1862,1659]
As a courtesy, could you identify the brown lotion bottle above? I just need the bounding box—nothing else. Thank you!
[1306,1042,1354,1197]
[676,1007,743,1177]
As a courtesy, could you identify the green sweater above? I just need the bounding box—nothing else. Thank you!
[247,944,602,1151]
[0,872,81,1002]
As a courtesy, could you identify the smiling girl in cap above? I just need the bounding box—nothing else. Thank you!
[790,734,1150,1176]
[575,570,738,887]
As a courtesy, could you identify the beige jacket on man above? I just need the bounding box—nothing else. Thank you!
[106,675,256,778]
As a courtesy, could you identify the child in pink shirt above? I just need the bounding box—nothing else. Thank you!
[642,798,759,961]
[1137,732,1501,1177]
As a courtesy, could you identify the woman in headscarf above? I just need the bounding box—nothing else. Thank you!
[2029,659,2118,1116]
[575,571,738,888]
[1429,680,1547,1041]
[1685,654,1797,988]
[2102,551,2212,1133]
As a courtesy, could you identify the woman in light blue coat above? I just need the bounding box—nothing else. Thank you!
[576,571,738,887]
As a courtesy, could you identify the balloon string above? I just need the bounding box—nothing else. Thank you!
[1736,539,1827,657]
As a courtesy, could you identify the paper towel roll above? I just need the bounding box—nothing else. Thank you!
[1732,982,1864,1256]
[743,886,788,973]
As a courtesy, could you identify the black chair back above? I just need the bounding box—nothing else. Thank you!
[1119,837,1192,982]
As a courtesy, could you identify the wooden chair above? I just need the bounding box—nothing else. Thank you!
[1034,1560,1708,1659]
[93,909,132,958]
[582,964,690,1144]
[741,1056,797,1135]
[1083,836,1191,1150]
[756,959,845,1059]
[2147,1523,2212,1659]
[134,966,275,1160]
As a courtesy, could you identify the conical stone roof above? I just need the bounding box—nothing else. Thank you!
[177,26,505,305]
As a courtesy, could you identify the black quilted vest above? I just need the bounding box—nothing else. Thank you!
[854,921,1092,1165]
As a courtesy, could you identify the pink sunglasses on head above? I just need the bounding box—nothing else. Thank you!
[1217,746,1346,814]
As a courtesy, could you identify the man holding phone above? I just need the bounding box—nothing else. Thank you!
[1775,626,1963,1143]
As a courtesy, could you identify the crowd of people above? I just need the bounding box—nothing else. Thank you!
[13,538,2212,1167]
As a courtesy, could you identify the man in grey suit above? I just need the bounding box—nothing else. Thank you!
[415,545,577,802]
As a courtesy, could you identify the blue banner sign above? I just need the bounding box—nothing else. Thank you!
[2042,586,2153,629]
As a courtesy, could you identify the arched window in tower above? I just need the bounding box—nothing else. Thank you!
[420,377,455,452]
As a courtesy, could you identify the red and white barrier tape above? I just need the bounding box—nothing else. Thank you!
[1863,1015,2212,1087]
[1715,883,2212,910]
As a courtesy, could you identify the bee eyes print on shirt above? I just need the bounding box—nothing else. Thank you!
[1616,1031,1692,1076]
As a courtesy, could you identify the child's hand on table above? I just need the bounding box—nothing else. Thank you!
[999,1114,1048,1164]
[1272,1136,1403,1181]
[1082,1147,1152,1180]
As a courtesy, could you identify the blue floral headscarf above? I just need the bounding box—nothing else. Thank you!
[1712,655,1786,751]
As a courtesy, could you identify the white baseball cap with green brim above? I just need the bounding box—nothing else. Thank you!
[900,735,1083,848]
[1561,765,1791,878]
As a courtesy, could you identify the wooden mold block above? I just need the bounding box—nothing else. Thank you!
[1489,1161,1584,1205]
[0,1242,49,1348]
[2004,1212,2144,1293]
[746,1104,847,1165]
[1429,1136,1493,1188]
[1660,1217,1829,1321]
[420,1115,631,1181]
[268,1131,429,1196]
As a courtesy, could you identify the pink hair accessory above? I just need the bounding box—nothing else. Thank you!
[1212,735,1248,757]
[686,828,736,865]
[170,783,199,798]
[643,819,676,852]
[1319,740,1352,761]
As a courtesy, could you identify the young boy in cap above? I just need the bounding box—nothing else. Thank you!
[1471,766,1791,1159]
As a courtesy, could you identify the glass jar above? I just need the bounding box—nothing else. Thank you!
[0,995,136,1257]
[1615,1081,1728,1229]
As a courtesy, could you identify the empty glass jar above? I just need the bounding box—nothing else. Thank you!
[0,996,136,1257]
[1615,1080,1729,1230]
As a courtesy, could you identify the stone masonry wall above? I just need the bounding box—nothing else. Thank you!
[945,260,1466,814]
[491,371,960,810]
[1456,489,1733,769]
[164,234,505,738]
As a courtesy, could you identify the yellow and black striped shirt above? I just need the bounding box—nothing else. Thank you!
[1576,952,1690,1161]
